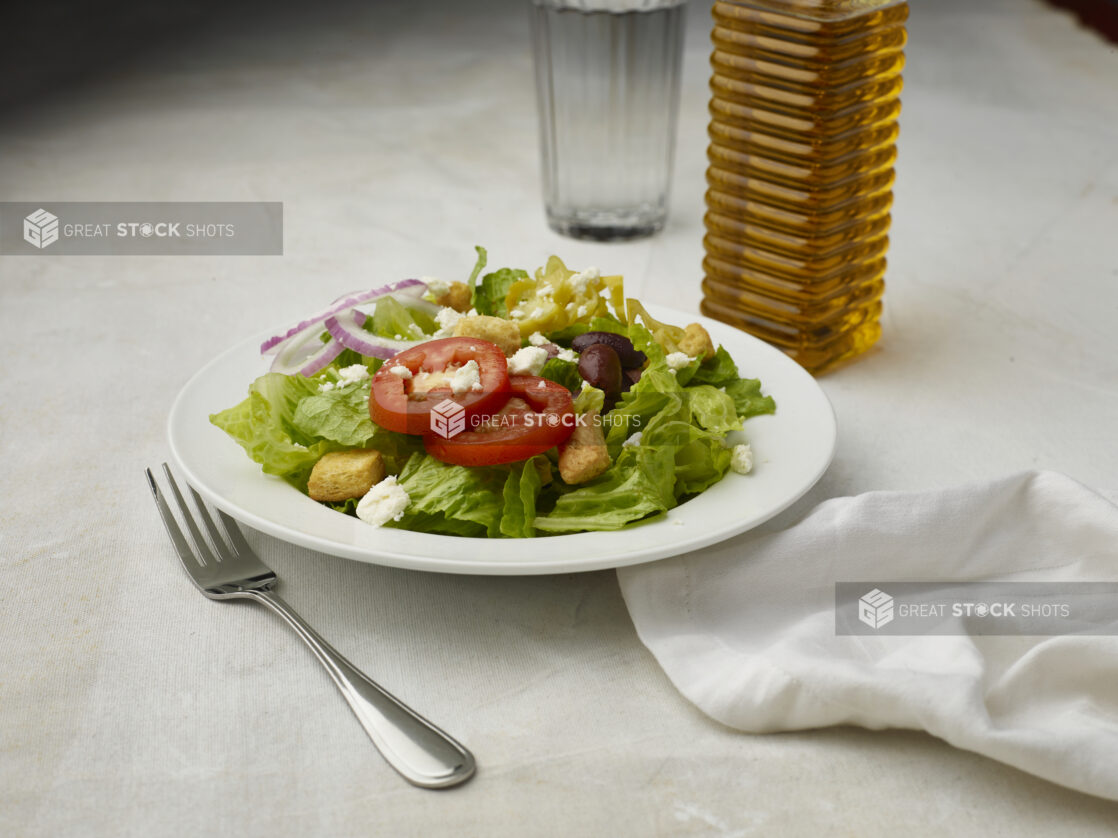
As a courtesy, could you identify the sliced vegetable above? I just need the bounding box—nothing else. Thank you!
[261,279,428,355]
[270,332,345,376]
[369,337,510,435]
[324,310,424,360]
[423,376,574,467]
[625,298,686,354]
[502,256,626,337]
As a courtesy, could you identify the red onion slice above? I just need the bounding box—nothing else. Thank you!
[324,310,418,360]
[261,278,427,355]
[270,332,345,376]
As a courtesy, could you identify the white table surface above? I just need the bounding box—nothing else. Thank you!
[3,0,1117,834]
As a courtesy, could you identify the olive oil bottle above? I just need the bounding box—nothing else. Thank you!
[701,0,908,373]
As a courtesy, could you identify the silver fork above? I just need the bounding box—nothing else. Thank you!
[146,464,475,789]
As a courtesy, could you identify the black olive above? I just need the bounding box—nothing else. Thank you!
[571,331,646,368]
[577,343,623,397]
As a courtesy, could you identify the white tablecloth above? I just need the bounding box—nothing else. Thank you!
[3,0,1118,834]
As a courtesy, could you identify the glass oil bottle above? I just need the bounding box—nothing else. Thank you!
[701,0,908,373]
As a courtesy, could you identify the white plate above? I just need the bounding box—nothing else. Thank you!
[168,304,836,575]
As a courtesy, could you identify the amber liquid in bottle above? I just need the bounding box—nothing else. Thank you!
[701,0,908,373]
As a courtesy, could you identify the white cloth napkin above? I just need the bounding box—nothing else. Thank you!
[617,471,1118,801]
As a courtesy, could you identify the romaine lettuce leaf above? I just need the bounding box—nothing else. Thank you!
[686,345,775,419]
[388,453,506,537]
[499,456,546,538]
[466,245,487,291]
[573,383,605,415]
[539,358,581,392]
[642,417,732,498]
[684,385,743,435]
[292,383,376,447]
[210,373,340,488]
[533,445,675,533]
[724,377,776,420]
[688,345,739,387]
[368,296,434,340]
[473,268,529,318]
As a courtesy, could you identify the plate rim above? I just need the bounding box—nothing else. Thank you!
[168,303,836,575]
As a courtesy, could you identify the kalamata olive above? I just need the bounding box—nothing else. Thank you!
[620,367,643,393]
[577,343,623,397]
[571,331,646,368]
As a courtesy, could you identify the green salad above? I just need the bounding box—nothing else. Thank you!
[211,249,775,537]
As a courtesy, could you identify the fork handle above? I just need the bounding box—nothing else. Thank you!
[244,588,475,789]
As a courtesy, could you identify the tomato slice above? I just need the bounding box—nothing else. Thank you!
[423,376,575,466]
[369,337,510,435]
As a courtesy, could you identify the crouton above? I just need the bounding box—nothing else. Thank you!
[679,322,715,362]
[453,314,522,356]
[558,414,611,485]
[435,281,472,313]
[307,449,386,502]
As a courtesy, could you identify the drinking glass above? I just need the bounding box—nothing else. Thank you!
[530,0,687,241]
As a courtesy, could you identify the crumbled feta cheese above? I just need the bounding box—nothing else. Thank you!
[356,476,410,527]
[423,277,450,298]
[387,364,412,379]
[510,308,525,319]
[730,443,754,475]
[564,302,576,313]
[622,431,643,449]
[528,306,546,320]
[555,347,578,363]
[434,306,463,336]
[580,380,591,391]
[665,352,694,372]
[528,332,549,347]
[536,380,547,389]
[408,323,424,337]
[570,267,600,293]
[449,359,483,394]
[337,364,371,386]
[318,381,336,392]
[576,303,591,318]
[508,346,549,376]
[394,334,403,340]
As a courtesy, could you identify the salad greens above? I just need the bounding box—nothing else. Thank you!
[211,252,775,537]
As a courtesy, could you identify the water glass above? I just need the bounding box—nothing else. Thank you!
[530,0,687,241]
